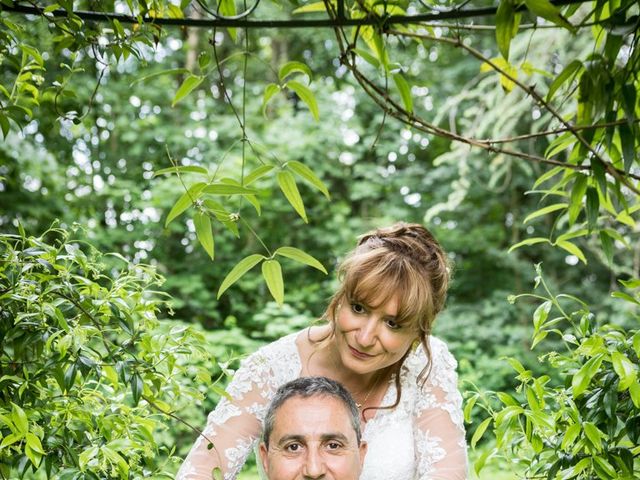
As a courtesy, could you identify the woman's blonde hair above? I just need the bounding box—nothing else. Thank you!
[319,222,451,407]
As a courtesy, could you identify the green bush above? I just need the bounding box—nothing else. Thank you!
[469,265,640,479]
[0,225,214,479]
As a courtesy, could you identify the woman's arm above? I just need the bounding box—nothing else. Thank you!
[177,350,280,480]
[413,339,468,480]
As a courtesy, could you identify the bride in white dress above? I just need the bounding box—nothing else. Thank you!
[178,222,468,480]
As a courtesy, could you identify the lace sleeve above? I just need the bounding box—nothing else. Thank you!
[176,346,285,480]
[413,339,468,480]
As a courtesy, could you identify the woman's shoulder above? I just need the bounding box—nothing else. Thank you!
[405,336,458,373]
[248,330,300,362]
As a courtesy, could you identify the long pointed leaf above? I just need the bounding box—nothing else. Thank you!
[172,75,203,107]
[277,171,307,222]
[392,73,413,113]
[286,80,319,121]
[194,212,214,260]
[523,203,568,223]
[555,240,587,264]
[262,259,284,305]
[217,254,264,298]
[165,183,206,227]
[274,246,327,274]
[287,160,330,199]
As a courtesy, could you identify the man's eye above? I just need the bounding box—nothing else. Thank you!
[327,442,343,450]
[285,443,302,452]
[351,303,366,314]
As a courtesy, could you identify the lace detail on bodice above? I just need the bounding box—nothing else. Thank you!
[177,331,468,480]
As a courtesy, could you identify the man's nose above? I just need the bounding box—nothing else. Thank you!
[302,448,326,479]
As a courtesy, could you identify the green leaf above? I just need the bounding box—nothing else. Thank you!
[25,432,44,454]
[523,203,568,223]
[585,187,599,232]
[165,183,206,227]
[524,0,574,31]
[555,240,587,264]
[546,60,583,102]
[277,170,307,222]
[202,184,258,195]
[129,68,190,87]
[79,446,98,469]
[287,160,330,199]
[219,0,237,41]
[621,83,637,127]
[568,174,588,225]
[593,456,617,478]
[292,1,330,13]
[262,83,280,116]
[533,166,564,188]
[618,122,635,173]
[212,467,224,480]
[495,0,520,60]
[262,259,284,305]
[545,132,576,159]
[611,351,637,390]
[556,228,588,243]
[131,372,143,406]
[154,165,209,177]
[561,423,581,451]
[244,164,275,186]
[392,73,413,113]
[508,237,550,253]
[599,230,613,265]
[279,61,313,82]
[471,417,492,449]
[572,354,604,396]
[463,394,478,423]
[583,422,602,451]
[629,379,640,408]
[11,403,28,435]
[286,80,319,121]
[194,212,214,260]
[0,113,9,139]
[274,246,327,273]
[634,332,640,358]
[353,48,380,68]
[172,74,204,107]
[217,254,264,298]
[532,300,551,332]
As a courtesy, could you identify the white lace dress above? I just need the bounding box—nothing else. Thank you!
[177,331,468,480]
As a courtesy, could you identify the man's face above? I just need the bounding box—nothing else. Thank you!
[259,395,367,480]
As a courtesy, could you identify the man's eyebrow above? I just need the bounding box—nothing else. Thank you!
[321,433,350,443]
[276,434,305,446]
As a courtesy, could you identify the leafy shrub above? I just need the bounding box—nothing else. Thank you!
[0,225,214,479]
[469,265,640,479]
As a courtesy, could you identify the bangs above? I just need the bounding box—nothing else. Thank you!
[341,252,431,330]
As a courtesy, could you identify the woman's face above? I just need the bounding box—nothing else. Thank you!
[333,293,417,377]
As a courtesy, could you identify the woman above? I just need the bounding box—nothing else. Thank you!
[178,222,467,480]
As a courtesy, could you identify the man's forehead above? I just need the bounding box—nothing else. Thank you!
[270,395,356,441]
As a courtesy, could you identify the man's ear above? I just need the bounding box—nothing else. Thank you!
[259,442,269,473]
[358,441,368,468]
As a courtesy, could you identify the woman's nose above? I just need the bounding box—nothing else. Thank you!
[302,449,326,479]
[356,317,378,347]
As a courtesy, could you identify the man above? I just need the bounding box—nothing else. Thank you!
[259,376,368,480]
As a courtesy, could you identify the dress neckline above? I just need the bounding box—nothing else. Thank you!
[288,328,396,427]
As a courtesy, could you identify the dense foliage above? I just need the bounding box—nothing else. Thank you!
[0,0,638,478]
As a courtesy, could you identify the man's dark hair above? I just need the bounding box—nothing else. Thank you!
[262,376,361,448]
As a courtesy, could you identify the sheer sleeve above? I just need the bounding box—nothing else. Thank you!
[413,338,468,480]
[177,336,299,480]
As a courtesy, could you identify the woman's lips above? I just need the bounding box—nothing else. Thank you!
[349,345,375,359]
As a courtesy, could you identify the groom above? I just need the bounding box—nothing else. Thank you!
[259,376,368,480]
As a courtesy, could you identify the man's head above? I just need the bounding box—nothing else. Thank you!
[259,376,367,480]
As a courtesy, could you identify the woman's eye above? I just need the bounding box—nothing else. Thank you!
[351,303,366,314]
[385,319,400,330]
